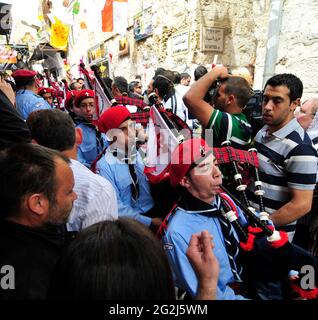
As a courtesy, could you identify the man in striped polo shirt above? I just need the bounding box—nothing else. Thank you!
[248,74,318,242]
[247,74,318,300]
[183,65,252,150]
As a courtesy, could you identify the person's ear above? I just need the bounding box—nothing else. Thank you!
[179,176,191,188]
[290,98,301,111]
[75,127,83,146]
[27,193,49,216]
[227,94,235,105]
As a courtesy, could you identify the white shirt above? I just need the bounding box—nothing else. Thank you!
[67,159,118,231]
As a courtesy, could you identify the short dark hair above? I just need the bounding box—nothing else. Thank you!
[27,109,76,152]
[154,67,166,78]
[49,218,175,300]
[194,65,208,81]
[15,77,36,89]
[77,77,84,82]
[153,75,175,100]
[113,76,128,95]
[223,76,252,108]
[154,68,177,83]
[0,143,69,218]
[180,73,190,80]
[265,73,303,101]
[174,72,181,84]
[128,80,140,93]
[70,82,80,90]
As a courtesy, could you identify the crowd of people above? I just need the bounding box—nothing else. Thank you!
[0,62,317,300]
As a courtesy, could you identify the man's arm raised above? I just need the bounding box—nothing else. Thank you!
[183,66,229,128]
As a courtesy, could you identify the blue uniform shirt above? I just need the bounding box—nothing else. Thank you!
[76,122,106,168]
[162,193,247,300]
[16,90,51,120]
[96,149,153,226]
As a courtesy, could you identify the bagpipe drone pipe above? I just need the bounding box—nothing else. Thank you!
[218,141,318,299]
[78,62,114,119]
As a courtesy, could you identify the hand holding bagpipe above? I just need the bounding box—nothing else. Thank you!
[217,141,318,299]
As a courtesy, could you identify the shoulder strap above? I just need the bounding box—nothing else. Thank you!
[156,203,178,240]
[90,145,108,173]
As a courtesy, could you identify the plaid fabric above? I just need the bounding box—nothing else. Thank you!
[115,95,148,110]
[213,146,259,167]
[130,111,149,127]
[164,110,190,130]
[130,108,191,131]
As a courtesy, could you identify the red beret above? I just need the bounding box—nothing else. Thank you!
[74,89,95,107]
[64,90,79,111]
[97,106,131,133]
[38,87,53,96]
[169,138,213,187]
[12,69,37,81]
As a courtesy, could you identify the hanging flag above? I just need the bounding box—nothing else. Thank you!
[144,107,180,184]
[73,1,80,15]
[78,63,112,119]
[50,17,70,51]
[80,21,87,29]
[94,78,112,117]
[101,0,128,35]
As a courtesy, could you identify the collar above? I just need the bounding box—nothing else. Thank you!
[107,146,137,163]
[177,190,221,216]
[262,118,300,140]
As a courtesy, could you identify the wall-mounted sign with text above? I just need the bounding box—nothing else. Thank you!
[201,26,224,52]
[171,30,190,56]
[133,7,153,41]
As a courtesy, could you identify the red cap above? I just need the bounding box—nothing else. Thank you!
[38,87,53,96]
[97,106,131,133]
[64,90,78,111]
[74,89,95,107]
[12,69,37,81]
[169,138,213,187]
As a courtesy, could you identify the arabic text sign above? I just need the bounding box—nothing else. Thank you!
[201,27,224,52]
[171,30,190,56]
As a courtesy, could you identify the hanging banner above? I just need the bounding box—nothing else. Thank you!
[102,0,128,34]
[50,16,70,51]
[73,1,80,15]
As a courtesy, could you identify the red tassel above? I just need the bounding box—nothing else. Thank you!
[247,226,263,234]
[269,231,289,248]
[291,284,318,300]
[240,233,256,251]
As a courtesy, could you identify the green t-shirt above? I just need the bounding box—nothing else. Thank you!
[207,109,252,150]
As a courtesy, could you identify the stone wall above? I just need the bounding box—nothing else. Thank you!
[69,0,257,85]
[68,0,318,99]
[253,0,318,99]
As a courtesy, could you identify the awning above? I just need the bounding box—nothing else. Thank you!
[29,43,61,61]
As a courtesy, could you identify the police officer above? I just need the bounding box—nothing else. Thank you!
[12,70,51,120]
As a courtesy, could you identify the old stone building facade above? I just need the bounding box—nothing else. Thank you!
[68,0,318,99]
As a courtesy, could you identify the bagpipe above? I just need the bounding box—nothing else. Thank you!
[155,138,318,299]
[218,140,318,299]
